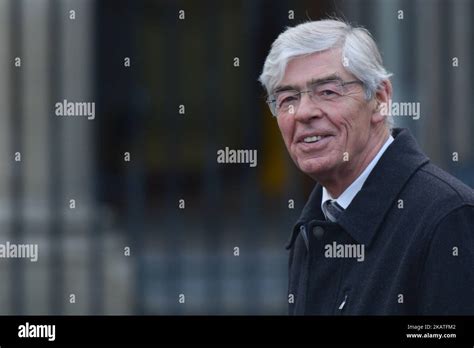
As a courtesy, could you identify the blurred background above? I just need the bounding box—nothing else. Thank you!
[0,0,472,315]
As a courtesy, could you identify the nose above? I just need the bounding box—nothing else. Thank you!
[293,92,323,122]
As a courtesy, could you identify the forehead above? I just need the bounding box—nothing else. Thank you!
[278,48,348,89]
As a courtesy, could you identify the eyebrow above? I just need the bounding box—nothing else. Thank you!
[273,73,343,94]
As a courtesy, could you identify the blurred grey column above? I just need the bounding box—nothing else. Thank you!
[21,0,52,315]
[415,0,442,163]
[8,0,25,315]
[449,0,471,160]
[0,0,12,314]
[373,0,404,130]
[4,0,97,314]
[57,0,97,314]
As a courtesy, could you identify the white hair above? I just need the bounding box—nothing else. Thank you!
[259,19,393,127]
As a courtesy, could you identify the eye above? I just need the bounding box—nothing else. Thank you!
[277,94,298,108]
[282,95,298,102]
[312,81,343,98]
[320,89,337,96]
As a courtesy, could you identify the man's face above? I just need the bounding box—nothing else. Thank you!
[275,48,377,182]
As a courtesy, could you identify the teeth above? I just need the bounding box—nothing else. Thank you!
[304,135,323,143]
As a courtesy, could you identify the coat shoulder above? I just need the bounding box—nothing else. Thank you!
[416,163,474,206]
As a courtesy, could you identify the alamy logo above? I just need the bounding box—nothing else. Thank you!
[380,99,420,120]
[18,322,56,341]
[217,147,257,167]
[0,241,38,262]
[324,241,365,262]
[55,99,95,120]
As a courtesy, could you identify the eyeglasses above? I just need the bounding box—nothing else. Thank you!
[266,79,364,117]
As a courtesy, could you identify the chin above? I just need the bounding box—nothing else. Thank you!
[296,157,332,178]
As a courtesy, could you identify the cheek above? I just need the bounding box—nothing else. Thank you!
[334,108,372,152]
[277,117,294,146]
[321,110,360,155]
[324,109,353,140]
[327,104,366,137]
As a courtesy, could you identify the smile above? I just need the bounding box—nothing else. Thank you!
[302,135,331,143]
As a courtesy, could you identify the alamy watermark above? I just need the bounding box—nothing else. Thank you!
[0,241,38,262]
[18,322,55,341]
[324,241,365,262]
[55,99,95,120]
[380,99,420,120]
[217,147,257,167]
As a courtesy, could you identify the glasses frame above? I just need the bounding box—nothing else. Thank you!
[266,79,364,117]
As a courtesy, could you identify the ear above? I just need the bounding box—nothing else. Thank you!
[371,79,392,124]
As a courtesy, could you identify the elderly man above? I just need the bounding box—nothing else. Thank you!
[259,19,474,315]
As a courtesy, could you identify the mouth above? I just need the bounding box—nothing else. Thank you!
[298,133,333,144]
[296,133,334,151]
[302,135,329,143]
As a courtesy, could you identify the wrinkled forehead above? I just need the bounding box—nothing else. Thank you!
[276,48,349,92]
[273,73,346,94]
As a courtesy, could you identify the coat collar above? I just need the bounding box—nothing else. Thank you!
[285,128,430,250]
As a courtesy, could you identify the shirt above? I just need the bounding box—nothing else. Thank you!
[321,135,394,215]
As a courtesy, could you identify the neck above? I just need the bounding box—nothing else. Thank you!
[322,127,390,198]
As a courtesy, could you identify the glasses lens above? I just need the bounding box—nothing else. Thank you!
[311,80,344,100]
[275,91,299,114]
